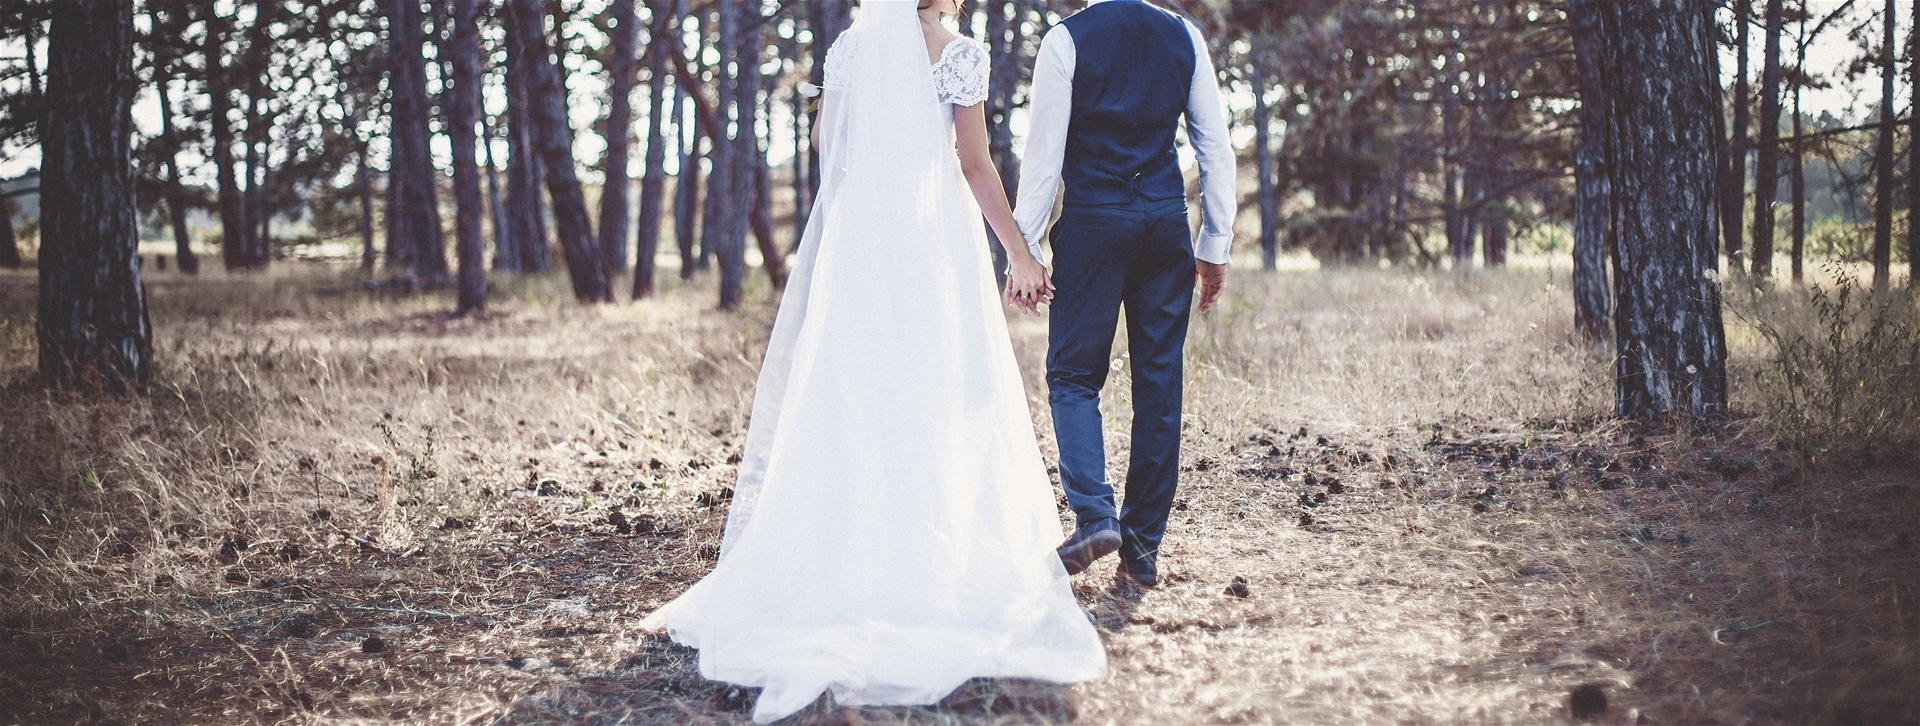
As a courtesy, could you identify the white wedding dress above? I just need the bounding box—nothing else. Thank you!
[638,1,1107,723]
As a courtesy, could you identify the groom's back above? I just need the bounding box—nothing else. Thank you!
[1060,0,1195,207]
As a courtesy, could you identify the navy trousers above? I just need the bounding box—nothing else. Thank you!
[1046,197,1194,565]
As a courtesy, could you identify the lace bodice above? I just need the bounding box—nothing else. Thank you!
[930,39,989,107]
[821,33,990,107]
[821,31,858,91]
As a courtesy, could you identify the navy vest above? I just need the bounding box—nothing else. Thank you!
[1060,0,1195,207]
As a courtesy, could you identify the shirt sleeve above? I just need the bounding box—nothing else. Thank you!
[1183,19,1236,265]
[1011,25,1076,266]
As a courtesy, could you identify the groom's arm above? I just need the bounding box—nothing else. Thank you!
[1183,20,1237,267]
[1011,26,1076,266]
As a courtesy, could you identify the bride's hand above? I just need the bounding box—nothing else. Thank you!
[1003,256,1054,313]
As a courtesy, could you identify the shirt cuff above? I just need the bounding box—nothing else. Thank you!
[1195,231,1232,266]
[1003,239,1048,276]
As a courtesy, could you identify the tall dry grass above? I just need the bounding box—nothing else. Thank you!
[0,259,1913,725]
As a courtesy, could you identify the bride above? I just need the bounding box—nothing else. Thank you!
[639,0,1107,722]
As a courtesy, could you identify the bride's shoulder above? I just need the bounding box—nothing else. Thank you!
[933,35,987,68]
[931,36,989,107]
[823,31,860,89]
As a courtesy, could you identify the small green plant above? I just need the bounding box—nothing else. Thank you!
[1741,268,1920,460]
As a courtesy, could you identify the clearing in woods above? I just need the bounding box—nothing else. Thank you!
[0,264,1913,724]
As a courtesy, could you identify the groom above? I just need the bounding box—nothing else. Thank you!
[1012,0,1235,588]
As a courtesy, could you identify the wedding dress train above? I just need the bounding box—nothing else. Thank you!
[638,2,1106,722]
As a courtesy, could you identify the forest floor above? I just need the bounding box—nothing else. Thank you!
[0,261,1914,725]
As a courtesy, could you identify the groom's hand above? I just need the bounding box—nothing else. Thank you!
[1195,261,1227,313]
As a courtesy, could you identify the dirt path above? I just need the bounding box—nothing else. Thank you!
[0,269,1914,725]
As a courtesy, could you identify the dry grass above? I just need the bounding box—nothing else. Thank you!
[0,259,1914,725]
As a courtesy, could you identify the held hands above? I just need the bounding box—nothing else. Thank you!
[1003,255,1054,314]
[1195,260,1227,313]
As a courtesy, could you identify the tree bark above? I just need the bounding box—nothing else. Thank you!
[240,5,272,270]
[737,4,783,292]
[448,0,487,313]
[1791,11,1807,285]
[1251,62,1278,270]
[205,1,246,272]
[981,0,1018,286]
[634,0,673,299]
[345,110,376,271]
[1576,0,1728,420]
[0,198,18,268]
[501,0,547,272]
[39,0,151,392]
[1751,0,1783,279]
[388,0,450,283]
[1569,0,1612,342]
[1873,0,1895,290]
[700,5,731,286]
[785,28,809,253]
[152,31,199,275]
[506,0,609,301]
[714,0,746,309]
[482,109,509,270]
[807,0,851,205]
[599,0,639,277]
[1908,0,1919,287]
[674,84,702,279]
[1722,0,1749,270]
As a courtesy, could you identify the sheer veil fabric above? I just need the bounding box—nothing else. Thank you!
[637,1,1107,722]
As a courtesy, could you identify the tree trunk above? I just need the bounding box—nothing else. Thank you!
[357,134,376,272]
[1723,0,1749,270]
[39,0,151,392]
[1251,62,1278,270]
[240,8,270,270]
[714,0,746,309]
[482,110,510,270]
[807,0,851,205]
[448,0,487,313]
[1570,0,1612,342]
[345,107,376,271]
[1791,12,1806,285]
[674,69,702,279]
[785,29,809,252]
[1873,0,1895,290]
[151,11,199,275]
[981,0,1018,286]
[205,1,246,272]
[507,0,609,301]
[502,0,547,273]
[388,0,450,283]
[1576,0,1728,420]
[1483,188,1508,267]
[1751,0,1783,279]
[1908,0,1919,287]
[599,0,639,277]
[691,9,719,275]
[0,198,18,268]
[634,0,673,299]
[736,4,783,292]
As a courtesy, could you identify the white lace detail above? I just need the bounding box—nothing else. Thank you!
[822,32,857,90]
[931,39,989,107]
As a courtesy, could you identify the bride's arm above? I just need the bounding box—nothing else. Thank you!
[811,91,839,158]
[954,102,1052,311]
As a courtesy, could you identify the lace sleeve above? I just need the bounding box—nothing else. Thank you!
[822,32,857,91]
[931,40,989,107]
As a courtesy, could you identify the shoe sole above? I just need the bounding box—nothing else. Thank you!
[1058,530,1121,576]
